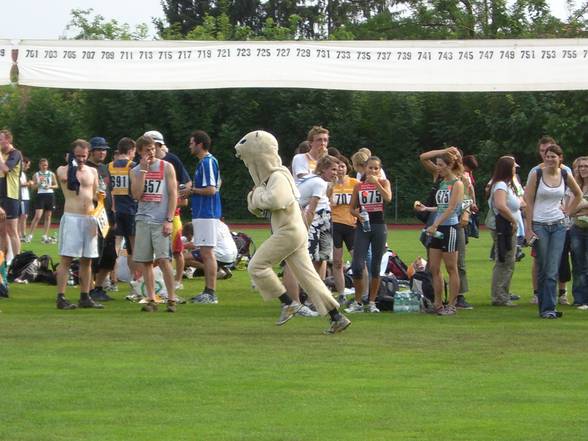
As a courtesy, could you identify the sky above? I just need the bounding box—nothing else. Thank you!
[1,0,574,40]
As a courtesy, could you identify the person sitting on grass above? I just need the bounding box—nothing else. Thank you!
[181,220,237,280]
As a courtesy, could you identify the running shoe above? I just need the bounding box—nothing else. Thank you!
[141,301,158,312]
[437,305,457,316]
[56,297,77,310]
[558,294,570,305]
[324,315,351,334]
[577,305,588,310]
[90,288,113,302]
[367,302,380,313]
[531,294,539,304]
[276,303,303,326]
[296,304,319,317]
[344,301,364,314]
[456,296,473,309]
[191,293,217,304]
[166,299,177,313]
[78,297,104,309]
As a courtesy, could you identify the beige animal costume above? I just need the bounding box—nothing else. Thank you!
[235,130,339,315]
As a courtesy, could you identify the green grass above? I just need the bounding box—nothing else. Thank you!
[1,228,588,441]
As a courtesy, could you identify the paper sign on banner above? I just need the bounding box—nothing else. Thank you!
[92,192,110,238]
[14,39,588,92]
[0,40,13,86]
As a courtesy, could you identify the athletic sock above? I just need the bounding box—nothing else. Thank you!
[559,289,567,296]
[80,292,90,300]
[328,308,342,321]
[57,293,65,301]
[279,293,292,305]
[203,287,215,295]
[534,289,538,296]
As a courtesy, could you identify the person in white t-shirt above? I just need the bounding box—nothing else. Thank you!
[27,158,58,243]
[291,126,329,185]
[18,157,33,242]
[182,220,238,278]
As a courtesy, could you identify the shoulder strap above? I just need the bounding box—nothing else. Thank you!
[534,168,543,203]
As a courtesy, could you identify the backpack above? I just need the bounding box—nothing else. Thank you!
[232,231,256,263]
[361,275,399,311]
[385,250,409,281]
[8,251,40,282]
[410,270,435,304]
[35,254,57,285]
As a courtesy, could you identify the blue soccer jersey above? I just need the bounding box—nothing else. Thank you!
[191,153,222,219]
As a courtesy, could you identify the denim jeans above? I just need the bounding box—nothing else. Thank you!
[533,221,567,315]
[570,225,588,305]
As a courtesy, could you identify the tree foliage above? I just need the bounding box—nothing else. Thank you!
[4,2,588,219]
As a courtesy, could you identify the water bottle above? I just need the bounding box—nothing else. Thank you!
[422,228,443,239]
[360,209,371,232]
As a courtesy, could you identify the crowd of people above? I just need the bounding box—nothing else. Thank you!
[1,127,587,322]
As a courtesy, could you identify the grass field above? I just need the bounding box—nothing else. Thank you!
[1,228,587,441]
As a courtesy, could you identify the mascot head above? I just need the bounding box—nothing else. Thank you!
[235,130,283,186]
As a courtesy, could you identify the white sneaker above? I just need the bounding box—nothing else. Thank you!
[183,267,196,279]
[367,302,380,313]
[25,234,33,243]
[175,281,184,290]
[344,301,364,314]
[296,304,319,317]
[577,304,588,310]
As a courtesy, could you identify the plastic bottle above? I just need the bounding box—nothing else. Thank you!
[422,228,444,239]
[360,209,371,232]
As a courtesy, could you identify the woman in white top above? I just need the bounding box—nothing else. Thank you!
[569,156,588,309]
[19,157,33,242]
[488,156,520,306]
[525,144,583,318]
[27,158,59,243]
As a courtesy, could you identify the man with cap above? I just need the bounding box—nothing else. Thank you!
[87,136,117,302]
[143,130,192,291]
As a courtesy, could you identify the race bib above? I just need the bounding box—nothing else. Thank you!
[92,193,110,237]
[141,161,165,202]
[359,183,383,212]
[111,174,130,195]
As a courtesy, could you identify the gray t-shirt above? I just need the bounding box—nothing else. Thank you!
[134,159,169,224]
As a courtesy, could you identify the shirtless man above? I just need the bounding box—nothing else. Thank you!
[55,139,104,310]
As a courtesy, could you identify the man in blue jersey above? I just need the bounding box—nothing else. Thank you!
[180,130,222,304]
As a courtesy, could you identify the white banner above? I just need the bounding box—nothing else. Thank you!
[0,40,13,86]
[15,39,588,92]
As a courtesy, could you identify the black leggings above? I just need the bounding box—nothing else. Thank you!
[351,224,387,279]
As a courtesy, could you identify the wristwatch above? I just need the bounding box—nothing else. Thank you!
[165,217,173,223]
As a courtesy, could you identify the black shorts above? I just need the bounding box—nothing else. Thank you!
[34,193,55,211]
[0,197,20,220]
[20,200,30,217]
[428,225,459,253]
[115,212,135,254]
[332,222,355,251]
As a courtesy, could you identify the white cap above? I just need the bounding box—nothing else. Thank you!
[143,130,165,145]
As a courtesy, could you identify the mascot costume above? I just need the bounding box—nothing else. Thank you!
[235,130,350,334]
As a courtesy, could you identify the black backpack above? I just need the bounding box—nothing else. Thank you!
[410,270,434,304]
[232,231,256,264]
[35,254,57,285]
[361,275,399,311]
[8,251,40,282]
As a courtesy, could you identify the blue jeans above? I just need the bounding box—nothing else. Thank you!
[570,225,588,305]
[533,221,567,315]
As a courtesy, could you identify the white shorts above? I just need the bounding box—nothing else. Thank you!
[192,218,218,247]
[58,213,99,258]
